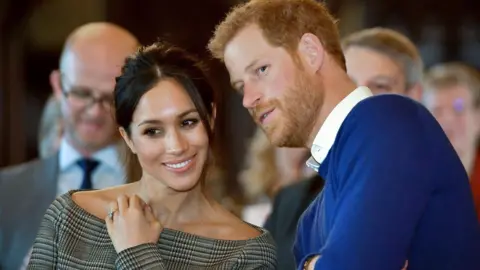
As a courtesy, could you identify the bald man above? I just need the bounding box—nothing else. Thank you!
[0,22,138,270]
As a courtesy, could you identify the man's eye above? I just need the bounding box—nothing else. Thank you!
[256,65,269,76]
[238,85,244,94]
[71,90,92,99]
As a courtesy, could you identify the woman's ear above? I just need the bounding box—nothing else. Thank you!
[210,103,217,129]
[119,127,136,154]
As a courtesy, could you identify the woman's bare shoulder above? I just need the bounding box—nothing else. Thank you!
[71,185,132,219]
[181,205,263,241]
[214,210,263,241]
[227,217,263,240]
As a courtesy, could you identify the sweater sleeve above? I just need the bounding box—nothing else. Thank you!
[313,98,446,269]
[27,200,63,269]
[115,243,166,270]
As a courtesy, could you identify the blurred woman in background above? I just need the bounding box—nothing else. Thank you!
[240,128,314,226]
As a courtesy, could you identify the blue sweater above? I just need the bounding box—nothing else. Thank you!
[294,95,480,270]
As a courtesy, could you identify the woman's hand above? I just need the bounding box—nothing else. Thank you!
[105,194,162,253]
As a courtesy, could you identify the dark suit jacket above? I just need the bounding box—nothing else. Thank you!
[264,175,324,270]
[0,154,58,270]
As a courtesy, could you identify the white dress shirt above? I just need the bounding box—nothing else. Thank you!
[57,138,126,196]
[306,86,373,171]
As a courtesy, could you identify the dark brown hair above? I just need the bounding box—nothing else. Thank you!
[114,42,216,182]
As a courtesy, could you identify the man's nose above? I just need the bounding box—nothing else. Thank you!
[84,102,104,117]
[242,84,262,109]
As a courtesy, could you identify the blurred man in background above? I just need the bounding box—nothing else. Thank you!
[0,22,138,270]
[423,62,480,221]
[342,27,423,101]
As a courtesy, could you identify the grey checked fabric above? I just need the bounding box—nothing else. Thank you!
[27,191,277,269]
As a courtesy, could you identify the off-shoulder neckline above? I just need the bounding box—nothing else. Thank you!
[60,190,269,244]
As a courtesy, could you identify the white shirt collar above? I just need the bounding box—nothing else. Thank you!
[306,86,373,171]
[59,138,124,173]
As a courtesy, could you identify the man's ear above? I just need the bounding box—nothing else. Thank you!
[407,83,423,102]
[119,127,136,154]
[50,70,63,100]
[297,33,325,74]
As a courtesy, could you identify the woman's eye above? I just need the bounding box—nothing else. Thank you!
[144,129,162,136]
[181,119,199,128]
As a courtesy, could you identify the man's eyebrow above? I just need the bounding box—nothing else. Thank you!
[230,59,260,90]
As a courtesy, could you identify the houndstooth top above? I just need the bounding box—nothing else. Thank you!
[27,191,277,269]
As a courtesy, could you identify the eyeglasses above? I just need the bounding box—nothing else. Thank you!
[61,74,114,109]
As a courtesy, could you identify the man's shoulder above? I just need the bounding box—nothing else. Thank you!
[354,94,426,120]
[1,158,43,176]
[1,154,57,176]
[359,93,420,106]
[342,94,437,138]
[331,93,466,183]
[0,154,59,195]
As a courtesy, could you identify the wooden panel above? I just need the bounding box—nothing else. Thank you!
[0,39,6,167]
[0,0,41,167]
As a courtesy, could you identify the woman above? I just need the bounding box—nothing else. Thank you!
[27,42,277,269]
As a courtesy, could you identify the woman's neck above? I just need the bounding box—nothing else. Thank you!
[134,176,215,227]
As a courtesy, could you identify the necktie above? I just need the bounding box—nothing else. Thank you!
[77,158,100,190]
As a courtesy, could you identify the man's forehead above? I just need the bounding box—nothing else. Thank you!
[63,47,123,72]
[438,86,473,101]
[64,58,119,79]
[424,85,475,108]
[224,26,271,66]
[62,63,119,95]
[347,61,404,84]
[367,74,399,83]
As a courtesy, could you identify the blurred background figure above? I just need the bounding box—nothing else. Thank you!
[38,94,63,158]
[0,22,138,270]
[342,27,424,101]
[264,27,426,270]
[239,128,314,226]
[423,62,480,221]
